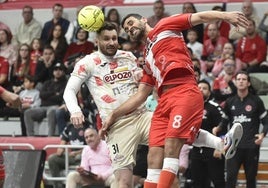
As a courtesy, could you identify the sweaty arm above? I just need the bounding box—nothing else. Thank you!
[191,11,248,29]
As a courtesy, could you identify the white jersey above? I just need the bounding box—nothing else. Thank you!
[65,50,146,121]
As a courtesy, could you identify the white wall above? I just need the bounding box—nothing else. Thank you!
[0,2,267,35]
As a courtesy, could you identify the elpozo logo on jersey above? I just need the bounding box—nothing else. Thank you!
[104,70,132,83]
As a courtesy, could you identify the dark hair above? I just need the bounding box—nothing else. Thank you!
[106,8,121,25]
[235,70,250,82]
[97,21,118,35]
[23,5,33,15]
[43,45,55,52]
[53,3,63,9]
[24,74,37,86]
[198,79,211,91]
[182,2,197,13]
[121,13,142,28]
[75,27,89,40]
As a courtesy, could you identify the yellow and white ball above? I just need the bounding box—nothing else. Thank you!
[78,5,105,32]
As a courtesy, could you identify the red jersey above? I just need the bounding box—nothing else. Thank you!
[143,13,196,96]
[236,34,267,64]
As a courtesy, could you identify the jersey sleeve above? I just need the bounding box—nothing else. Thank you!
[140,70,155,86]
[154,13,192,33]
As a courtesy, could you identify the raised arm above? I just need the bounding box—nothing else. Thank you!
[191,11,248,30]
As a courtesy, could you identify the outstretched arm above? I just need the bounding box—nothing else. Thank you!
[0,86,21,108]
[191,11,248,30]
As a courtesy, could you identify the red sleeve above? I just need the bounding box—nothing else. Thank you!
[256,37,267,63]
[0,57,9,75]
[153,13,192,33]
[140,70,155,86]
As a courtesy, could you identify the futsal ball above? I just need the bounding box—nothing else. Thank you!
[78,5,104,32]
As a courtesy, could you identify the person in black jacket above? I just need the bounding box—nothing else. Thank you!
[190,79,226,188]
[213,71,268,188]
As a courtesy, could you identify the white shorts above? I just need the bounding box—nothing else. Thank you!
[106,111,152,171]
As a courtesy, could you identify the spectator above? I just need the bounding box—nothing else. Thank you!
[30,38,43,66]
[202,23,229,73]
[48,123,88,188]
[203,5,230,42]
[181,2,204,43]
[0,27,17,66]
[40,3,70,44]
[34,45,57,90]
[191,79,226,188]
[236,19,267,73]
[10,43,33,88]
[45,24,68,62]
[24,62,67,136]
[229,0,260,43]
[186,29,203,60]
[63,27,94,74]
[212,58,237,105]
[65,127,116,188]
[212,42,242,77]
[213,71,268,188]
[15,5,42,45]
[147,0,169,27]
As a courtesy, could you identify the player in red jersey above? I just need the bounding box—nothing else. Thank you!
[102,11,248,188]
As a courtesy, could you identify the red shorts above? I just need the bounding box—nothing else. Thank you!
[149,83,203,146]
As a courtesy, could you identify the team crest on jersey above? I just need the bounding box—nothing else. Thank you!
[245,105,252,112]
[109,62,118,69]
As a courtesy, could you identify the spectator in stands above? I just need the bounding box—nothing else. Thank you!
[65,127,116,188]
[181,2,204,43]
[30,38,43,65]
[48,123,88,188]
[10,43,33,88]
[229,0,260,43]
[15,5,42,45]
[190,79,226,188]
[45,24,68,62]
[213,71,268,188]
[147,0,169,27]
[65,6,97,44]
[236,19,267,73]
[212,42,242,77]
[24,62,67,136]
[63,28,94,74]
[186,29,203,60]
[34,45,57,90]
[203,5,230,42]
[212,58,237,105]
[40,3,70,44]
[259,11,268,44]
[0,27,17,66]
[202,22,229,73]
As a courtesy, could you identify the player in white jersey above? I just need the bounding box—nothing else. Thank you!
[64,22,243,188]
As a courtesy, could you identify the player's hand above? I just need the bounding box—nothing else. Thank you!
[76,166,85,174]
[131,67,143,83]
[255,133,264,145]
[70,112,85,128]
[4,91,22,109]
[212,126,221,136]
[226,11,249,31]
[100,113,116,139]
